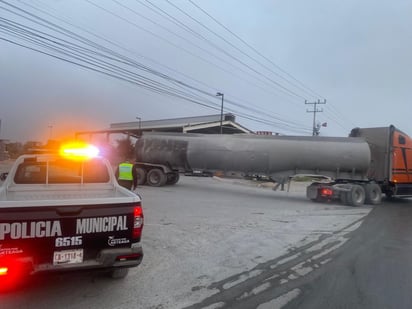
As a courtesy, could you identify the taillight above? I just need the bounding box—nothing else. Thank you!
[133,205,144,239]
[320,188,333,196]
[0,258,30,290]
[0,267,8,276]
[116,253,142,261]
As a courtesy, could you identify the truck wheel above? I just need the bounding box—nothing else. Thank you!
[306,183,320,201]
[340,192,349,205]
[364,184,382,205]
[166,172,180,185]
[136,167,147,185]
[146,168,167,187]
[109,268,129,279]
[346,185,365,206]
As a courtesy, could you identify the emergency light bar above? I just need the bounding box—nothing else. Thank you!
[59,142,99,160]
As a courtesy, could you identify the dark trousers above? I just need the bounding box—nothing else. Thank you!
[118,179,133,190]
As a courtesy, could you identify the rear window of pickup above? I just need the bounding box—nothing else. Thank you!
[14,157,110,184]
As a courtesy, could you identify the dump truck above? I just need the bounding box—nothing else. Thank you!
[0,142,144,289]
[134,125,412,206]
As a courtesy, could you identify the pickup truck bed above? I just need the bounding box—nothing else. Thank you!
[2,186,137,203]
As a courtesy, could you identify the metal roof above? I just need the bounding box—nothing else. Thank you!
[75,114,253,139]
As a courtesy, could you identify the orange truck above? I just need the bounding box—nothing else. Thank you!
[308,125,412,205]
[350,125,412,196]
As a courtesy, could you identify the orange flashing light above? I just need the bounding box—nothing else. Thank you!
[59,141,99,161]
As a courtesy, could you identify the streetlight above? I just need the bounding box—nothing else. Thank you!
[48,125,53,139]
[216,92,224,134]
[136,117,141,136]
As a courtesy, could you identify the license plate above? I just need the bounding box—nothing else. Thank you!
[53,249,83,265]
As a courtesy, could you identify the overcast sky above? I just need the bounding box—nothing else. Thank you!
[1,0,412,143]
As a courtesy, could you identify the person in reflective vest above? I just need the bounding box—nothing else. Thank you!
[115,159,137,190]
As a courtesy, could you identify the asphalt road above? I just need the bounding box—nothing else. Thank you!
[183,197,412,309]
[283,197,412,309]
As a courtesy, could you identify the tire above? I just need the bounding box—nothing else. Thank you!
[340,191,349,205]
[364,184,382,205]
[307,183,320,201]
[314,195,328,203]
[146,168,167,187]
[136,167,147,185]
[166,172,180,185]
[346,184,366,206]
[109,268,129,279]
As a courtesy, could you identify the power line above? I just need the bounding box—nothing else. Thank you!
[0,0,315,134]
[164,0,307,101]
[137,0,310,110]
[188,0,325,100]
[139,0,310,106]
[87,0,304,106]
[137,0,310,116]
[112,0,303,103]
[0,13,223,110]
[2,19,297,132]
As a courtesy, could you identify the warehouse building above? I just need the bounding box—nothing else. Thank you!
[76,113,253,140]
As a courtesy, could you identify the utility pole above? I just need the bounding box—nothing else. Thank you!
[306,99,326,136]
[216,92,224,134]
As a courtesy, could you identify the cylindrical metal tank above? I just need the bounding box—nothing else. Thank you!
[135,132,371,181]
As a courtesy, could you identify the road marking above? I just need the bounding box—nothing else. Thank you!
[223,269,263,290]
[238,282,272,300]
[200,302,225,309]
[257,288,301,309]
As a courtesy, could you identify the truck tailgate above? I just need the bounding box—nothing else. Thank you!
[0,202,143,274]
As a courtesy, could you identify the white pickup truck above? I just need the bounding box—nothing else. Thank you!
[0,144,144,288]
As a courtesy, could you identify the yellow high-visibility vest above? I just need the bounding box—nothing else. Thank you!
[118,163,133,180]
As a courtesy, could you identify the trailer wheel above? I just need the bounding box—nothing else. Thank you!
[364,184,382,205]
[346,185,365,206]
[136,167,147,185]
[109,268,129,279]
[146,168,167,187]
[166,172,180,185]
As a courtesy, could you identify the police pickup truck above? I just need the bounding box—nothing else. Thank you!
[0,143,144,287]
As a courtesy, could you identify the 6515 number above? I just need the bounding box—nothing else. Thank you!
[55,236,83,247]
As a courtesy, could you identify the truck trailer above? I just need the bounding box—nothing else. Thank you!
[134,125,412,206]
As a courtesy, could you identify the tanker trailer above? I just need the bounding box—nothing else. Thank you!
[135,125,412,206]
[134,131,380,206]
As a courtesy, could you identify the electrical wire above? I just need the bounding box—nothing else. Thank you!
[0,0,316,135]
[163,0,308,101]
[188,0,326,101]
